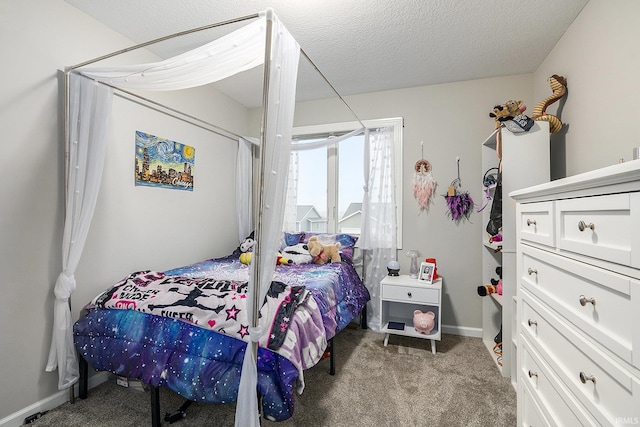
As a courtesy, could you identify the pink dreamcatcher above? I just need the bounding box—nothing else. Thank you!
[413,142,437,212]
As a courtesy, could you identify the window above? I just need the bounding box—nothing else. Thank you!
[285,118,403,248]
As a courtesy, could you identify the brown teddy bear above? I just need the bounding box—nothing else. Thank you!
[306,236,341,264]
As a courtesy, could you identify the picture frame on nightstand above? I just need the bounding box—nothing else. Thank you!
[418,262,435,284]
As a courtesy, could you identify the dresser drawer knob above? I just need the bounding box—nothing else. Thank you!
[578,220,595,232]
[526,219,537,226]
[527,268,538,276]
[528,370,538,379]
[579,371,596,384]
[579,295,596,306]
[527,319,537,327]
[407,292,412,298]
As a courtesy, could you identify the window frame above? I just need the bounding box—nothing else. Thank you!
[291,117,403,249]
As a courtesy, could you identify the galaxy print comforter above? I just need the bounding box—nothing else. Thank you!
[73,255,369,421]
[165,255,370,341]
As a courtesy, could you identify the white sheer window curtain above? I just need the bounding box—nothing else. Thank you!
[282,126,396,331]
[361,127,396,331]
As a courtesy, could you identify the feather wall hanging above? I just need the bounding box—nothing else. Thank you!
[413,142,437,212]
[444,157,474,223]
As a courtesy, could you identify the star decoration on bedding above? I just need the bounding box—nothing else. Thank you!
[238,324,249,338]
[226,305,240,321]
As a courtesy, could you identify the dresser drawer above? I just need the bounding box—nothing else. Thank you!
[521,293,640,425]
[520,338,597,426]
[517,201,554,247]
[520,385,551,427]
[520,244,639,368]
[556,193,640,268]
[381,284,439,305]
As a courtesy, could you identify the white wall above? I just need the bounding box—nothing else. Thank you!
[291,75,534,332]
[0,1,250,423]
[534,0,640,178]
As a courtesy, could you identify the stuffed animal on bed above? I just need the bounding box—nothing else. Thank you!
[282,243,313,264]
[239,251,292,266]
[240,236,256,253]
[306,236,341,264]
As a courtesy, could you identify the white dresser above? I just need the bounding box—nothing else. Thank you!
[511,160,640,426]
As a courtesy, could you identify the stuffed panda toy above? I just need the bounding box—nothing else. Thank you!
[281,243,313,264]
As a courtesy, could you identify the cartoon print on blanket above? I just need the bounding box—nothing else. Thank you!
[93,270,307,351]
[165,254,370,340]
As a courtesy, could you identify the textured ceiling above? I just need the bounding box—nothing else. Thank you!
[65,0,589,108]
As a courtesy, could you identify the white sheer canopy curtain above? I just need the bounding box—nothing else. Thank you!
[51,11,300,427]
[235,13,299,426]
[46,74,113,389]
[50,12,269,392]
[361,127,397,331]
[236,137,255,242]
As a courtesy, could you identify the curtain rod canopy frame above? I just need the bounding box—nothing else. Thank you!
[63,10,364,132]
[57,11,362,425]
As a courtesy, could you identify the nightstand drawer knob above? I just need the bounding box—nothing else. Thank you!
[407,292,412,298]
[579,295,596,306]
[528,370,538,379]
[578,220,595,232]
[579,371,596,384]
[526,219,537,226]
[528,319,537,327]
[528,268,538,276]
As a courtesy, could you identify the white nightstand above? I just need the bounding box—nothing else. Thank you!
[380,275,442,354]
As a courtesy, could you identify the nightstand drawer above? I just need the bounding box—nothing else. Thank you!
[381,284,439,304]
[556,193,640,268]
[517,201,554,247]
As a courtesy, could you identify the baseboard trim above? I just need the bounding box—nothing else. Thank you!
[441,324,482,338]
[0,372,109,427]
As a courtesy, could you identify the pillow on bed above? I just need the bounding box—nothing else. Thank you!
[301,233,359,262]
[281,232,306,251]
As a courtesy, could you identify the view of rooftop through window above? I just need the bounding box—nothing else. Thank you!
[292,134,364,235]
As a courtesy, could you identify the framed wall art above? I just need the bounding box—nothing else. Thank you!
[135,131,195,191]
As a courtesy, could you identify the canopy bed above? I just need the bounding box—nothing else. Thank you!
[45,9,382,426]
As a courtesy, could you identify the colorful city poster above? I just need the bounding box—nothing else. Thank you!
[135,131,194,191]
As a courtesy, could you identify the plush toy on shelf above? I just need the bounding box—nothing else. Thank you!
[531,74,567,134]
[489,99,527,164]
[306,236,341,264]
[477,266,502,297]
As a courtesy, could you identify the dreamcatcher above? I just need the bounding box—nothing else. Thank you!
[413,142,437,212]
[444,157,474,222]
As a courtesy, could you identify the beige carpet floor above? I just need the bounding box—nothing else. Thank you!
[30,328,516,426]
